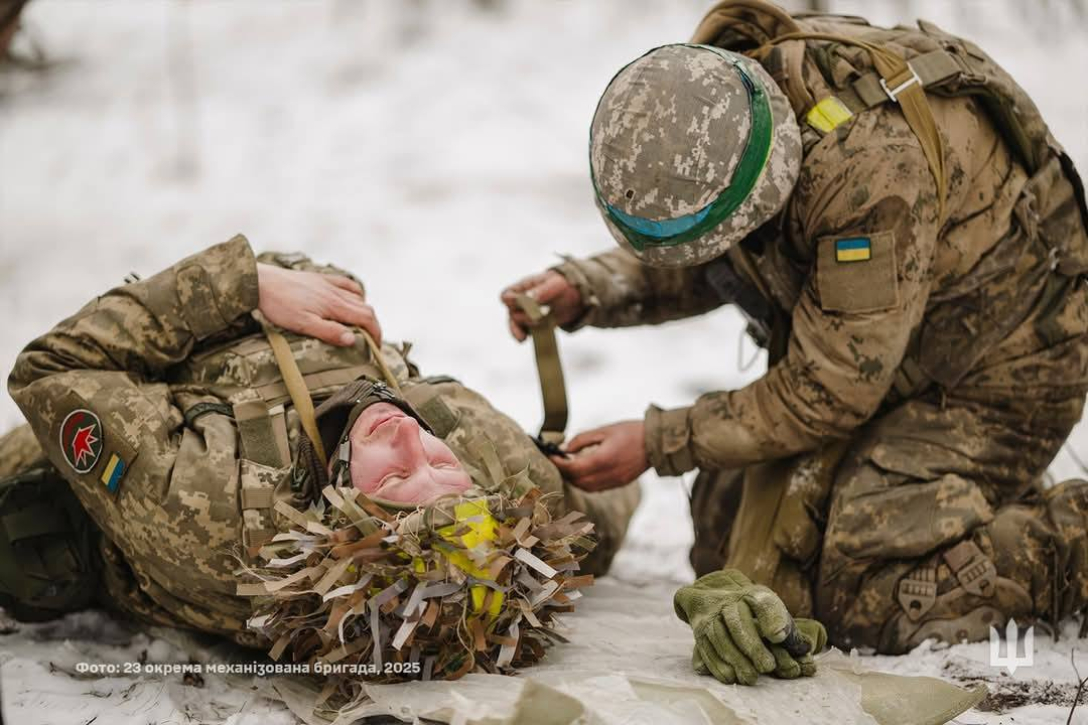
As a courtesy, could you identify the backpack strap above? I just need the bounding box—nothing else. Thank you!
[265,328,328,469]
[692,1,950,217]
[839,49,961,112]
[759,31,949,218]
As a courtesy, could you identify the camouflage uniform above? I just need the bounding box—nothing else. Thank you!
[558,10,1088,652]
[5,236,638,645]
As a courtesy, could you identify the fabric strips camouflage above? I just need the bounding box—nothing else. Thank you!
[236,485,596,712]
[590,44,774,252]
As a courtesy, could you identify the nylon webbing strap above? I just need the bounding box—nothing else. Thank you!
[514,294,568,445]
[359,330,403,396]
[758,30,948,218]
[3,506,68,542]
[728,246,789,362]
[846,49,960,112]
[265,328,328,469]
[690,1,949,218]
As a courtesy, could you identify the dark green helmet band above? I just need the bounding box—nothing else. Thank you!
[589,44,775,252]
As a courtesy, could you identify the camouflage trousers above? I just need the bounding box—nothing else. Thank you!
[690,390,1088,654]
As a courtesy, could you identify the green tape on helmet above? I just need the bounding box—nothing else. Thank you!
[589,44,775,252]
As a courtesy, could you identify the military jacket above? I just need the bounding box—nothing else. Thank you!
[556,37,1088,477]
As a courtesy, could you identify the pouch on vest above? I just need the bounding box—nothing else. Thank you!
[172,329,412,551]
[0,463,102,620]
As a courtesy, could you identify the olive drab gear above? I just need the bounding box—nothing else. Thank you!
[687,0,1088,653]
[6,238,638,643]
[682,2,1088,651]
[512,293,568,447]
[0,427,101,621]
[673,568,814,686]
[590,43,802,269]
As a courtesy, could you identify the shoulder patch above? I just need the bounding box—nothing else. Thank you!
[817,231,899,313]
[99,453,129,494]
[835,237,872,263]
[59,409,103,473]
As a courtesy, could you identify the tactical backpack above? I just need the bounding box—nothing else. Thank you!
[693,0,1088,277]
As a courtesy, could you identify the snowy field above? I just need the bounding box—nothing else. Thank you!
[0,1,1086,723]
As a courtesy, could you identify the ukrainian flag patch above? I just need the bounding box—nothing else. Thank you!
[835,237,872,263]
[99,452,127,494]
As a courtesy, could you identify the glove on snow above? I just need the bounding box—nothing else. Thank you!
[675,569,818,685]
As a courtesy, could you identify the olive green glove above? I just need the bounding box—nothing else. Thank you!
[768,617,827,679]
[674,569,810,685]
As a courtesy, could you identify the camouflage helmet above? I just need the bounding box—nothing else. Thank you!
[590,44,802,268]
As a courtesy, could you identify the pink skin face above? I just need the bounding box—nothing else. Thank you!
[346,402,473,504]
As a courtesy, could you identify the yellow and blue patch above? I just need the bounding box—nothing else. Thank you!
[99,452,127,494]
[835,237,872,264]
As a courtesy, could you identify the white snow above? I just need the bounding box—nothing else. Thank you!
[0,1,1086,723]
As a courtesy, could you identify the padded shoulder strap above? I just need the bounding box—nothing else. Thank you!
[692,1,949,218]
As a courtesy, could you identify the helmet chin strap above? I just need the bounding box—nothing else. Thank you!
[331,440,353,489]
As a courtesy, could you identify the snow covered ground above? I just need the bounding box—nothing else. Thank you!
[0,1,1086,723]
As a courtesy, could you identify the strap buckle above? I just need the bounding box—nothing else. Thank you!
[880,63,922,103]
[943,540,998,598]
[897,566,937,621]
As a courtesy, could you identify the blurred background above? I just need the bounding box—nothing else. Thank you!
[1,0,1086,583]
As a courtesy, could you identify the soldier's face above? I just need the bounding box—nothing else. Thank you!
[347,402,473,504]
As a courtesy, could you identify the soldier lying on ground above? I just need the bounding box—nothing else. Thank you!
[500,0,1088,685]
[0,236,641,661]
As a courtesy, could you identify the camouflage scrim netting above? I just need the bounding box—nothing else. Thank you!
[236,484,596,709]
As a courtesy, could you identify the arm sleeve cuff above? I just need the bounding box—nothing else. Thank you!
[550,257,602,332]
[174,234,260,340]
[645,404,697,477]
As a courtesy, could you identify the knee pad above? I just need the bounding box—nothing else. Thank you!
[880,488,1088,655]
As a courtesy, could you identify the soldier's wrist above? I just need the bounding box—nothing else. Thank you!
[174,235,261,341]
[550,257,600,331]
[644,404,697,476]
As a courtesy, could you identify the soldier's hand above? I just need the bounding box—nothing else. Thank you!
[500,270,584,342]
[551,420,647,491]
[257,263,382,347]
